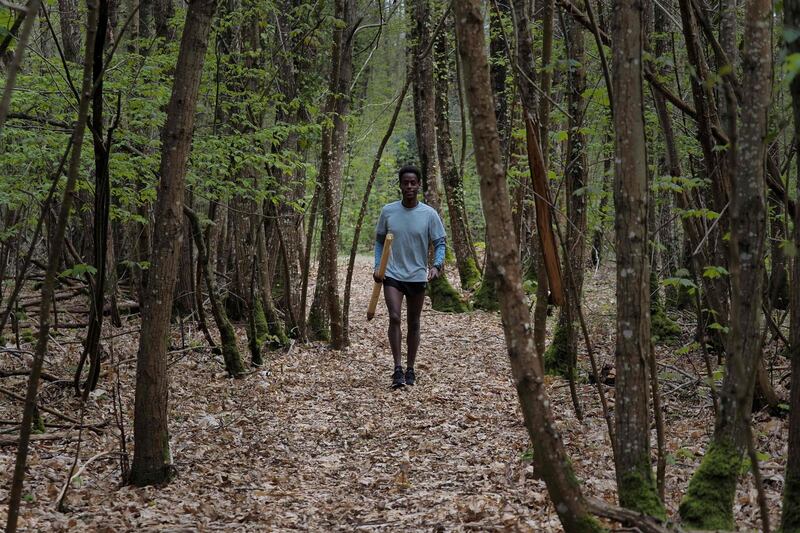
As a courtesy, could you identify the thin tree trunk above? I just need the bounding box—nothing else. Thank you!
[783,7,800,521]
[129,0,217,486]
[434,27,480,291]
[679,0,771,525]
[453,2,600,529]
[309,0,354,347]
[781,0,800,529]
[409,0,468,313]
[610,0,664,517]
[185,207,246,376]
[5,3,99,529]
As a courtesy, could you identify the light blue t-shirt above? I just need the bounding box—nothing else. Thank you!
[375,201,446,282]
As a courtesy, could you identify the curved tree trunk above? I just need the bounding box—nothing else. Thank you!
[453,2,600,529]
[129,0,217,486]
[5,4,99,529]
[545,13,587,377]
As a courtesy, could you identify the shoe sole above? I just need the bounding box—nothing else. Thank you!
[391,383,405,389]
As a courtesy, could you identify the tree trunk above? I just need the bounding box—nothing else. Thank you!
[434,27,480,291]
[185,207,246,376]
[129,0,217,486]
[308,0,354,347]
[545,13,587,377]
[4,4,99,530]
[58,0,81,62]
[610,0,664,517]
[783,7,800,527]
[453,2,601,529]
[409,0,468,313]
[153,0,175,41]
[679,0,771,526]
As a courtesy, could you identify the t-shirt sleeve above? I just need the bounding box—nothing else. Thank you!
[428,209,446,241]
[375,207,388,238]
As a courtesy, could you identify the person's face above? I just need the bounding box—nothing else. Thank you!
[400,172,420,200]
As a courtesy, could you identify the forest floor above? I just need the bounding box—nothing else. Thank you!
[0,256,788,531]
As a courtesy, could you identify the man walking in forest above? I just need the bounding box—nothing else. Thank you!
[374,166,446,389]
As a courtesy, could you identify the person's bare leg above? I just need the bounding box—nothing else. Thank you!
[406,291,425,369]
[384,285,404,368]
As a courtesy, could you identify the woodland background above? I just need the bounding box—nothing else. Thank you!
[0,0,797,530]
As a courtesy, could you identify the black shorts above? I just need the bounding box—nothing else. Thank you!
[383,276,427,297]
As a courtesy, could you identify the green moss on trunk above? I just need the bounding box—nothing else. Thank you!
[678,439,741,530]
[218,317,246,377]
[574,515,607,532]
[650,271,679,341]
[782,470,800,532]
[472,276,499,311]
[459,256,481,291]
[428,275,469,313]
[618,468,666,520]
[264,298,289,348]
[544,319,572,377]
[307,305,330,342]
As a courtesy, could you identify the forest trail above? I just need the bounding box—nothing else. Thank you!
[0,257,783,531]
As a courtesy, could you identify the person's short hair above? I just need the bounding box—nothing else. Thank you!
[398,165,421,183]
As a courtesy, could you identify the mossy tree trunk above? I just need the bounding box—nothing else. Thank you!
[434,27,480,292]
[409,0,468,313]
[185,207,246,378]
[679,0,771,526]
[610,0,665,518]
[309,0,355,347]
[545,13,587,377]
[256,210,289,349]
[781,3,800,530]
[454,3,602,529]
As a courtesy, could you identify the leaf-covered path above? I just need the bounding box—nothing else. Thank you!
[0,257,785,530]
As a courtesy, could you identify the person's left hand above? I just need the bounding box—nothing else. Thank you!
[427,266,440,281]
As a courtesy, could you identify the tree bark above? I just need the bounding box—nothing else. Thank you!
[5,3,99,530]
[679,0,771,526]
[129,0,217,486]
[545,13,587,377]
[185,207,246,376]
[409,0,468,313]
[434,26,480,291]
[782,1,800,529]
[454,1,601,530]
[308,0,354,347]
[58,0,82,62]
[610,0,665,517]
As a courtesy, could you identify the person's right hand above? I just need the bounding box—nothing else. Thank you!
[373,271,383,283]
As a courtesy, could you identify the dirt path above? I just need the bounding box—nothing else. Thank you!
[0,257,784,530]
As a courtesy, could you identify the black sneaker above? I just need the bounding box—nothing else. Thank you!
[392,366,405,389]
[405,367,416,386]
